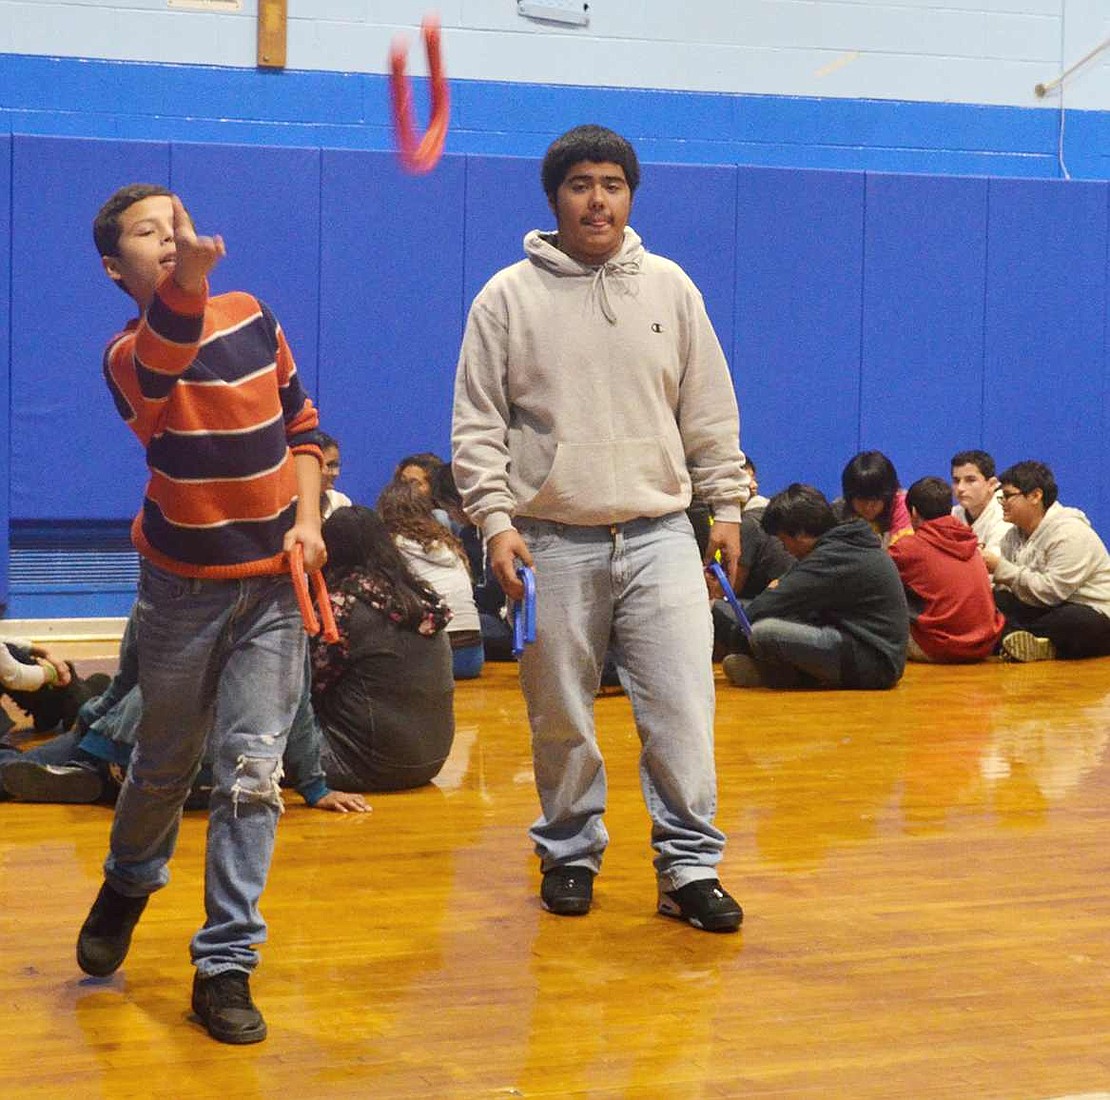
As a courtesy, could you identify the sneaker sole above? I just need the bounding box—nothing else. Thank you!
[540,897,592,916]
[657,897,743,933]
[3,759,103,803]
[1002,632,1055,662]
[191,1009,268,1045]
[722,654,764,688]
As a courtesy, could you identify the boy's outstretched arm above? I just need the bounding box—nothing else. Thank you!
[285,452,326,572]
[171,195,225,293]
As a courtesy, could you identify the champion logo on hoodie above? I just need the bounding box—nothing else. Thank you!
[651,322,664,333]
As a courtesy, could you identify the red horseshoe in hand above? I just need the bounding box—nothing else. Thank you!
[389,14,450,175]
[290,543,339,644]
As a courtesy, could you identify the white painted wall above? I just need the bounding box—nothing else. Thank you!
[0,0,1107,109]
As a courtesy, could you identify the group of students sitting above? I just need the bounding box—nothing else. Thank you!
[4,443,1107,805]
[0,441,479,807]
[716,449,1110,690]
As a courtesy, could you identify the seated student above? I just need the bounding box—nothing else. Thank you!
[283,506,456,792]
[319,432,353,520]
[742,455,770,513]
[833,450,913,549]
[982,460,1110,661]
[377,479,484,679]
[2,611,368,812]
[889,476,1005,663]
[950,449,1011,552]
[722,484,908,689]
[429,463,513,661]
[393,452,446,498]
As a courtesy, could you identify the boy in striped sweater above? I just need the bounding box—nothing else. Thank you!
[76,184,326,1044]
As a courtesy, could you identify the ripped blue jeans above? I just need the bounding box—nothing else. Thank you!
[104,562,306,977]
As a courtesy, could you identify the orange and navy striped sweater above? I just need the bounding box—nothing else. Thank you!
[103,274,322,579]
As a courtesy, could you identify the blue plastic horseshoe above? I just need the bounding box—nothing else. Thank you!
[707,561,753,638]
[512,565,537,656]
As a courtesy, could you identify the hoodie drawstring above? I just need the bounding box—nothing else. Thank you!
[590,257,640,325]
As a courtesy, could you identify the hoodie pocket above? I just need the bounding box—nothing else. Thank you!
[525,438,684,520]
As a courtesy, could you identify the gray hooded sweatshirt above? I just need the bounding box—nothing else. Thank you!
[452,227,748,540]
[994,501,1110,616]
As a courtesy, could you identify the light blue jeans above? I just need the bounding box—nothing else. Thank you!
[104,562,306,977]
[516,513,724,892]
[748,618,845,686]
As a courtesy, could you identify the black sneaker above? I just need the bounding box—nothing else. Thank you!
[658,879,743,933]
[2,760,104,803]
[77,881,149,976]
[192,970,268,1044]
[540,865,595,916]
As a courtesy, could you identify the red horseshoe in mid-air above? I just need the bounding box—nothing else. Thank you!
[389,14,450,175]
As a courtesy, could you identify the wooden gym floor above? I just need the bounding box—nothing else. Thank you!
[2,654,1109,1098]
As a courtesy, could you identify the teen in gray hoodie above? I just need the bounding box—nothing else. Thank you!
[451,125,748,933]
[983,460,1110,660]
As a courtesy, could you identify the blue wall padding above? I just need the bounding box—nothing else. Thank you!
[7,133,1110,612]
[10,135,170,520]
[860,174,989,488]
[634,163,738,361]
[0,135,10,604]
[733,166,866,500]
[169,142,323,399]
[983,177,1108,528]
[2,55,1093,178]
[316,149,468,506]
[462,155,550,309]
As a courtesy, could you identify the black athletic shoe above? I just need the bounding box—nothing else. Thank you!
[192,970,268,1045]
[540,865,595,916]
[77,881,149,976]
[658,879,743,933]
[2,760,103,803]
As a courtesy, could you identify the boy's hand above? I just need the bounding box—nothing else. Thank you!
[488,528,533,600]
[314,790,371,814]
[171,194,225,295]
[285,522,327,573]
[705,520,741,589]
[31,646,71,686]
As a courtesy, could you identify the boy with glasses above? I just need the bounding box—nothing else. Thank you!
[981,461,1110,661]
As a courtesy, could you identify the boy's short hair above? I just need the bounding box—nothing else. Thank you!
[760,484,837,539]
[906,476,954,521]
[318,432,339,452]
[950,449,996,479]
[93,183,173,257]
[998,460,1057,509]
[541,125,641,200]
[742,455,757,475]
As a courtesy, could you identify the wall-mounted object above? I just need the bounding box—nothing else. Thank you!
[517,1,590,29]
[258,0,287,69]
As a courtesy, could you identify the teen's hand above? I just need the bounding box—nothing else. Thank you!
[32,646,71,686]
[706,520,741,589]
[314,790,371,814]
[171,195,225,295]
[285,522,327,573]
[488,528,533,600]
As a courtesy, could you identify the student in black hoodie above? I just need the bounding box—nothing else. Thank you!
[722,484,908,689]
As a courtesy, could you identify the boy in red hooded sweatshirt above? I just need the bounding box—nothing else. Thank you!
[890,476,1004,662]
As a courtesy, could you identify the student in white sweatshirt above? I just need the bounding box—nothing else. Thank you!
[452,124,748,933]
[950,449,1011,553]
[982,460,1110,661]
